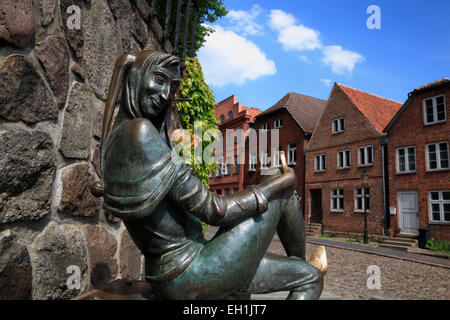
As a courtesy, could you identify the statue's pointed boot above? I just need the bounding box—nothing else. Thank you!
[308,245,328,276]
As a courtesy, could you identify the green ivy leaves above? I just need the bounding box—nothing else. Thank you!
[176,57,219,187]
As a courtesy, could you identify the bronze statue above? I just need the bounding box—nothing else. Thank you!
[94,50,327,300]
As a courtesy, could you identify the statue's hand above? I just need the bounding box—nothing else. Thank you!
[280,151,297,189]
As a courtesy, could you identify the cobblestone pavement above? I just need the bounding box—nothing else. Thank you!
[204,226,449,300]
[267,238,450,300]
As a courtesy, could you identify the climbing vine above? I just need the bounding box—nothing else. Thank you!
[176,57,218,187]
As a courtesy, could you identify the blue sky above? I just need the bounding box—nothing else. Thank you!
[197,0,450,111]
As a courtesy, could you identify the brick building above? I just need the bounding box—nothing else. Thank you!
[209,95,261,195]
[305,84,402,237]
[243,92,327,212]
[383,78,450,241]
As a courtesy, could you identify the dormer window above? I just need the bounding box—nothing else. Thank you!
[274,119,283,129]
[332,117,345,134]
[423,95,446,125]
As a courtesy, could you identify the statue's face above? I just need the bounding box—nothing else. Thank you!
[139,65,177,119]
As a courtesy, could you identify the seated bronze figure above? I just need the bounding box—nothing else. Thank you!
[94,50,327,300]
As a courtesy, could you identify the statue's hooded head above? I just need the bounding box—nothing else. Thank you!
[123,52,181,121]
[102,51,182,147]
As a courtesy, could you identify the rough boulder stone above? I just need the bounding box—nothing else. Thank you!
[0,55,58,124]
[0,230,32,299]
[59,81,93,159]
[93,106,104,140]
[108,0,150,51]
[84,225,118,288]
[60,0,87,59]
[119,230,142,280]
[40,0,57,26]
[136,0,151,20]
[82,0,123,100]
[36,36,70,108]
[58,163,101,217]
[71,61,85,81]
[31,222,88,300]
[91,142,101,177]
[0,129,56,224]
[0,0,35,49]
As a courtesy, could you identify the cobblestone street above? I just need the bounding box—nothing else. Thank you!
[268,238,450,300]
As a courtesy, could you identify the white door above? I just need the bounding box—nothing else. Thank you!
[398,191,419,234]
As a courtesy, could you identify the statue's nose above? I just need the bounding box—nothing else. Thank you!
[160,84,170,101]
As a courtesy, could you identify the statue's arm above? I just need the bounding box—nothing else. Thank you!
[168,163,297,227]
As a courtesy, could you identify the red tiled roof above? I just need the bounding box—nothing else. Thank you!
[412,77,449,92]
[337,84,402,133]
[258,92,327,133]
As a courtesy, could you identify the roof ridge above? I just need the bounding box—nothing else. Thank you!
[337,83,402,105]
[286,91,327,103]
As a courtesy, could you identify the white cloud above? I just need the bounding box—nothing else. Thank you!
[322,45,364,75]
[269,9,321,52]
[197,26,276,87]
[320,78,332,86]
[268,10,364,75]
[268,9,296,31]
[227,4,264,36]
[299,55,310,63]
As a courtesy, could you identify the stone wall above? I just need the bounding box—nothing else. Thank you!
[0,0,169,299]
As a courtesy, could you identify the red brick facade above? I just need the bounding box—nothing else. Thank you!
[305,84,402,237]
[243,93,327,212]
[243,108,309,210]
[209,95,261,195]
[384,79,450,241]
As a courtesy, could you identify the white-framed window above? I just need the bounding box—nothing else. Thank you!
[429,191,450,223]
[396,146,416,173]
[274,119,283,129]
[224,157,232,175]
[235,129,242,145]
[234,155,240,174]
[261,122,269,132]
[273,146,282,167]
[423,95,446,125]
[249,152,257,171]
[216,165,222,177]
[288,143,297,165]
[331,189,344,211]
[355,187,370,211]
[358,145,373,166]
[426,141,449,171]
[332,117,345,134]
[226,130,233,145]
[338,149,351,169]
[315,154,326,172]
[260,151,269,169]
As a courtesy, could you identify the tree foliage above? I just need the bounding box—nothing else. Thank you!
[150,0,227,56]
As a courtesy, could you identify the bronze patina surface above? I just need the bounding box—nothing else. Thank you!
[96,50,326,300]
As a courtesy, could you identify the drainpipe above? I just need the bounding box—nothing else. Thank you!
[381,136,390,232]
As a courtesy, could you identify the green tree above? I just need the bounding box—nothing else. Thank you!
[150,0,227,56]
